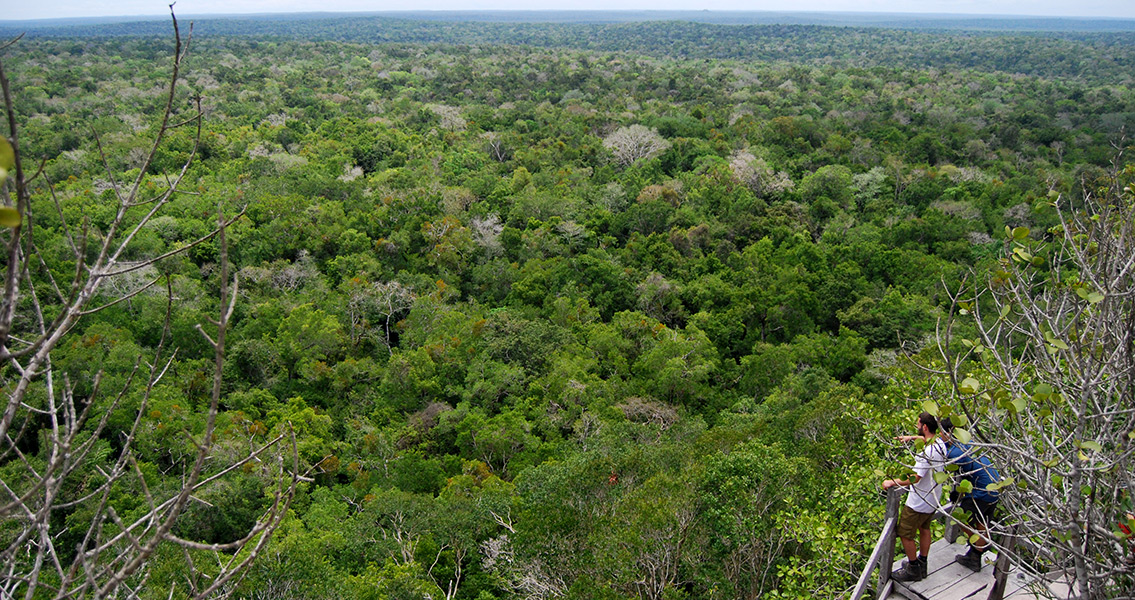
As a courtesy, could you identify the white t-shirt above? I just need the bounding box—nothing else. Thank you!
[905,439,947,513]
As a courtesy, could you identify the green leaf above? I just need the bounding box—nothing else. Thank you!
[1051,474,1063,486]
[1087,292,1104,304]
[987,477,1014,491]
[957,480,974,494]
[952,413,969,427]
[1044,330,1068,349]
[953,428,972,444]
[1079,440,1103,453]
[0,207,20,228]
[1075,286,1090,300]
[999,304,1011,319]
[0,136,14,171]
[873,469,886,477]
[961,339,975,348]
[922,400,939,416]
[1010,397,1027,414]
[1012,226,1030,240]
[1042,458,1060,468]
[959,377,981,394]
[933,471,949,484]
[969,533,981,544]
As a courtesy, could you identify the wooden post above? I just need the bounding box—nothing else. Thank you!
[943,502,959,544]
[987,524,1019,600]
[877,487,904,599]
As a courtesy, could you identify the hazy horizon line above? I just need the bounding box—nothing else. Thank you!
[5,9,1135,25]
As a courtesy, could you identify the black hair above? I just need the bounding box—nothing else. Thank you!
[918,411,939,434]
[940,417,954,433]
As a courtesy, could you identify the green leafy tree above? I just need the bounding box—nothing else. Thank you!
[700,443,809,600]
[275,303,343,378]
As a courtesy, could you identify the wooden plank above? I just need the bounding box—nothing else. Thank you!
[925,538,969,577]
[1003,578,1072,599]
[850,515,898,600]
[1003,569,1053,594]
[882,532,1070,600]
[891,539,996,600]
[877,488,905,597]
[890,581,925,600]
[906,565,970,598]
[851,488,905,600]
[1003,584,1070,600]
[940,502,960,544]
[922,572,990,600]
[890,537,954,600]
[987,524,1019,600]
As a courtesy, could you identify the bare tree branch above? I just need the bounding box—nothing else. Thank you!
[0,9,294,599]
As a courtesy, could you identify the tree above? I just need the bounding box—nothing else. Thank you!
[344,279,416,354]
[728,150,795,199]
[924,166,1135,599]
[0,13,294,599]
[602,124,670,168]
[701,443,807,600]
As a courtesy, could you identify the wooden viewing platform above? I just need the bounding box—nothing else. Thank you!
[850,489,1072,600]
[887,537,1064,600]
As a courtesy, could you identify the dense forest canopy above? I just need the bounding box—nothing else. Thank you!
[3,15,1135,84]
[1,13,1133,600]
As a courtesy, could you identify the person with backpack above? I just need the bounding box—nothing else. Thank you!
[940,417,1002,572]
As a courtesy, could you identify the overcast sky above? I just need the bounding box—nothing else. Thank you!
[6,0,1134,21]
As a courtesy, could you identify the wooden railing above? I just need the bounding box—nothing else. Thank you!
[850,488,904,600]
[850,490,1020,600]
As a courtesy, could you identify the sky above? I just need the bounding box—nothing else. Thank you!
[5,0,1134,21]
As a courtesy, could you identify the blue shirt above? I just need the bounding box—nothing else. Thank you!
[946,442,1000,503]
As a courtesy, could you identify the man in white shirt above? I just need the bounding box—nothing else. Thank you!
[882,412,947,582]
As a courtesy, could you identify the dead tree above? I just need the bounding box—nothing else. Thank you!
[920,161,1135,599]
[0,9,295,599]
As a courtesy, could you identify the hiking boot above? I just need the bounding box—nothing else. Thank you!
[900,558,927,577]
[892,560,924,582]
[955,547,983,573]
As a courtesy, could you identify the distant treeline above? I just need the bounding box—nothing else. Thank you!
[2,16,1134,85]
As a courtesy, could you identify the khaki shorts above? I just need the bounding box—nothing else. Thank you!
[897,505,935,540]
